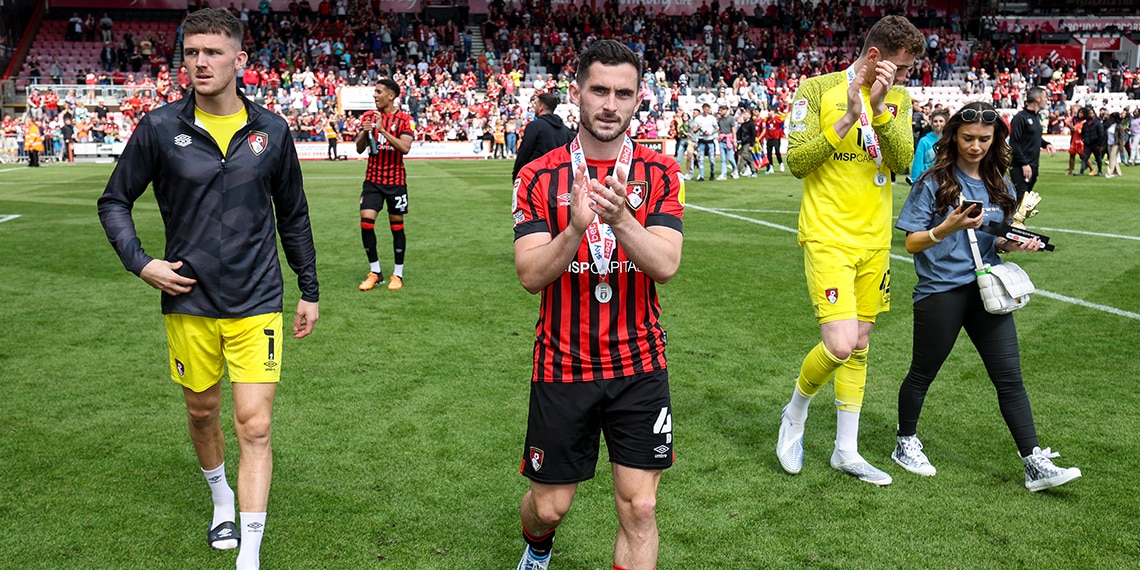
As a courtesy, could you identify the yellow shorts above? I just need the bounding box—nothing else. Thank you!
[803,242,891,324]
[164,313,283,393]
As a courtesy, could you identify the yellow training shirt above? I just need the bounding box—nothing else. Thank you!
[195,105,249,157]
[785,70,914,249]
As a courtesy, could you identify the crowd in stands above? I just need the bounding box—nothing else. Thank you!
[8,0,1140,174]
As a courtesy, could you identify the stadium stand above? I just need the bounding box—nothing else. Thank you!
[0,1,1135,167]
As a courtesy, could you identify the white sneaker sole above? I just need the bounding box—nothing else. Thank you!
[891,450,936,476]
[1026,467,1082,492]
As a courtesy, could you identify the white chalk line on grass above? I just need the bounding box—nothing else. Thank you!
[1032,226,1140,241]
[688,203,1140,321]
[0,214,21,223]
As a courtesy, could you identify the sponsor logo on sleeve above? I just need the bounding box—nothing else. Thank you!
[791,98,808,122]
[511,177,521,212]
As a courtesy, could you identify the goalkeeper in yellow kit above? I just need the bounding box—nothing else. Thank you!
[776,15,926,485]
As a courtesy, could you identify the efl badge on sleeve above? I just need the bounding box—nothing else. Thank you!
[528,447,544,472]
[626,181,648,210]
[248,131,269,156]
[791,98,808,122]
[825,288,839,304]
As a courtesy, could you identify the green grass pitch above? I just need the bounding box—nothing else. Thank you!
[0,154,1137,568]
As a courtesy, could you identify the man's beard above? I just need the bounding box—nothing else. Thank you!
[581,112,629,143]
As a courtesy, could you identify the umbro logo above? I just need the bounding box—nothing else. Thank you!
[174,134,192,147]
[264,361,278,370]
[207,475,223,483]
[653,445,669,455]
[557,192,571,206]
[247,522,264,530]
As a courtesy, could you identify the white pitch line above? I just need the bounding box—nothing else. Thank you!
[689,203,1140,321]
[0,214,21,223]
[709,208,800,214]
[1032,226,1140,241]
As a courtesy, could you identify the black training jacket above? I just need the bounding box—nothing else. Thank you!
[98,91,319,318]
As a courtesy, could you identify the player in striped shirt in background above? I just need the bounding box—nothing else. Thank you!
[356,79,415,291]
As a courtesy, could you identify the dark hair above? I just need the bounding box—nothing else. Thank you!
[918,101,1017,219]
[930,109,950,121]
[535,92,560,114]
[862,15,926,59]
[182,8,243,43]
[575,39,642,84]
[378,78,401,98]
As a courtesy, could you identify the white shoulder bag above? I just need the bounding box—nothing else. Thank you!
[968,228,1034,314]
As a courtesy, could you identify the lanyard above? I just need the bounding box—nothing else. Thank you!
[845,64,884,175]
[568,134,634,282]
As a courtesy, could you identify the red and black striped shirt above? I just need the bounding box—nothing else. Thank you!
[363,110,415,185]
[512,142,685,383]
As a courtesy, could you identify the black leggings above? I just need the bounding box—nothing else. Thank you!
[766,138,783,166]
[897,282,1039,455]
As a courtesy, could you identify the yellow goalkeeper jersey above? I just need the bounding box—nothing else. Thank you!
[786,70,914,249]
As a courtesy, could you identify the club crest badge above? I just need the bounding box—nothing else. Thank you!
[886,103,899,118]
[825,288,839,304]
[175,359,185,376]
[248,131,269,155]
[626,181,648,210]
[529,447,544,472]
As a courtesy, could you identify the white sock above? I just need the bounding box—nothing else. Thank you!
[369,261,382,274]
[835,408,861,455]
[202,464,235,529]
[236,512,266,570]
[786,386,811,423]
[393,264,404,278]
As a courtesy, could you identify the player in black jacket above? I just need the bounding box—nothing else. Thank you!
[97,9,318,570]
[1008,87,1055,203]
[512,91,575,181]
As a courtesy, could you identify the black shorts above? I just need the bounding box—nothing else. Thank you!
[360,181,408,214]
[520,370,673,485]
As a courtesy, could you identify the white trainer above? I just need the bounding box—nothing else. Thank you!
[831,448,893,486]
[1023,446,1081,492]
[892,434,936,476]
[776,406,804,474]
[517,547,550,570]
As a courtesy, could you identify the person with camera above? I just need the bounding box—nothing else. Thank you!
[892,102,1080,492]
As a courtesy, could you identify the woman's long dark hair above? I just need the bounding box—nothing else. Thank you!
[916,101,1017,220]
